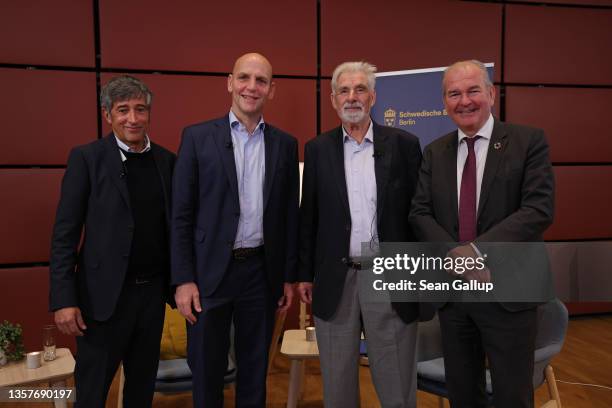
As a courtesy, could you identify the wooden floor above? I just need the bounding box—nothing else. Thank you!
[5,315,611,407]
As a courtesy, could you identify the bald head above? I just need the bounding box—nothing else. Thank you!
[232,53,273,78]
[227,53,276,130]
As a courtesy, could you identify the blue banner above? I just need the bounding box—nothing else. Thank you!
[372,64,494,149]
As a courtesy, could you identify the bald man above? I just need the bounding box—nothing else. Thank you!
[172,53,299,407]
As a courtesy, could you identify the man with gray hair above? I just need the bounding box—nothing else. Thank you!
[50,75,175,407]
[298,61,423,407]
[410,60,554,407]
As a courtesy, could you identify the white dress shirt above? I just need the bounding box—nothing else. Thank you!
[456,114,494,210]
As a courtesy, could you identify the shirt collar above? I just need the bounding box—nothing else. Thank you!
[457,113,494,144]
[115,134,151,153]
[342,119,374,144]
[229,110,266,133]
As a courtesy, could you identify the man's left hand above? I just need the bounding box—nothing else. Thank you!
[446,243,477,277]
[446,244,491,283]
[277,283,294,312]
[447,243,477,261]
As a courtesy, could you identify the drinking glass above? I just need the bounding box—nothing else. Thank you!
[42,324,57,361]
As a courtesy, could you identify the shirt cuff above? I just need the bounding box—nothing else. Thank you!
[469,242,484,258]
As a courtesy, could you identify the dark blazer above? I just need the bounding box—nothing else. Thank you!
[171,115,299,301]
[49,134,176,321]
[409,119,555,311]
[298,121,422,323]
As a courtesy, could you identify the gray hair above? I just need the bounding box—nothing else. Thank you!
[443,60,493,94]
[100,75,153,112]
[331,61,377,94]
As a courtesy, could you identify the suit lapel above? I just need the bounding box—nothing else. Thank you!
[443,133,460,229]
[478,120,508,217]
[213,118,240,210]
[328,127,351,218]
[103,134,131,210]
[263,125,280,210]
[373,122,391,226]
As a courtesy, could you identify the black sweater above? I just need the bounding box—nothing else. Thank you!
[123,150,168,279]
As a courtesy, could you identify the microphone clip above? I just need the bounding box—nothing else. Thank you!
[373,150,384,158]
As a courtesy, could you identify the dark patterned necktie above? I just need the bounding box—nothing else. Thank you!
[459,136,480,242]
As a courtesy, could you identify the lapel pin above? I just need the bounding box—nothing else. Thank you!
[493,142,502,150]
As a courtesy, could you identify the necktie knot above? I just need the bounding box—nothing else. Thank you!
[464,135,480,150]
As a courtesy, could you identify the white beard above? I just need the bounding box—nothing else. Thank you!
[340,102,366,124]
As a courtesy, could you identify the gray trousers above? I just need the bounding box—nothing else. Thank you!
[314,268,417,408]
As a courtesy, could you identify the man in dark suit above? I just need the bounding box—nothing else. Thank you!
[298,61,422,407]
[171,53,299,408]
[410,60,555,408]
[50,75,176,407]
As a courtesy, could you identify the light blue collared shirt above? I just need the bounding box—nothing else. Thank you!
[343,121,378,257]
[114,134,151,162]
[229,110,266,249]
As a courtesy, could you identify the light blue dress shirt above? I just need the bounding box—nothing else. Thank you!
[229,110,266,249]
[343,122,378,257]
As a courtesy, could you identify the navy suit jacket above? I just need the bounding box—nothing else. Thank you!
[49,134,175,321]
[171,115,299,301]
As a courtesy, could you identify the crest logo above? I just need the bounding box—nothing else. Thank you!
[384,108,397,127]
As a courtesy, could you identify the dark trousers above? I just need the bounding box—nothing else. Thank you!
[187,254,276,408]
[74,276,166,408]
[438,302,537,408]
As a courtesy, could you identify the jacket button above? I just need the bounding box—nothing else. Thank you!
[345,225,351,231]
[227,241,233,247]
[341,257,347,263]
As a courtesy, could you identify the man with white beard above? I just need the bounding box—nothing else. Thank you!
[298,61,424,407]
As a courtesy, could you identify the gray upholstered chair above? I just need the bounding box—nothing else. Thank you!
[154,308,286,394]
[155,348,236,392]
[416,299,568,408]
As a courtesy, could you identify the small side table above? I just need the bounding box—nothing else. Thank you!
[280,329,319,408]
[0,348,75,408]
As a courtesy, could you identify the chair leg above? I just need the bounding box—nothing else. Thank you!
[268,309,287,375]
[299,300,309,329]
[545,365,562,408]
[117,363,125,408]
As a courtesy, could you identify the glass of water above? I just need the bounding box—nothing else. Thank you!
[42,324,57,361]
